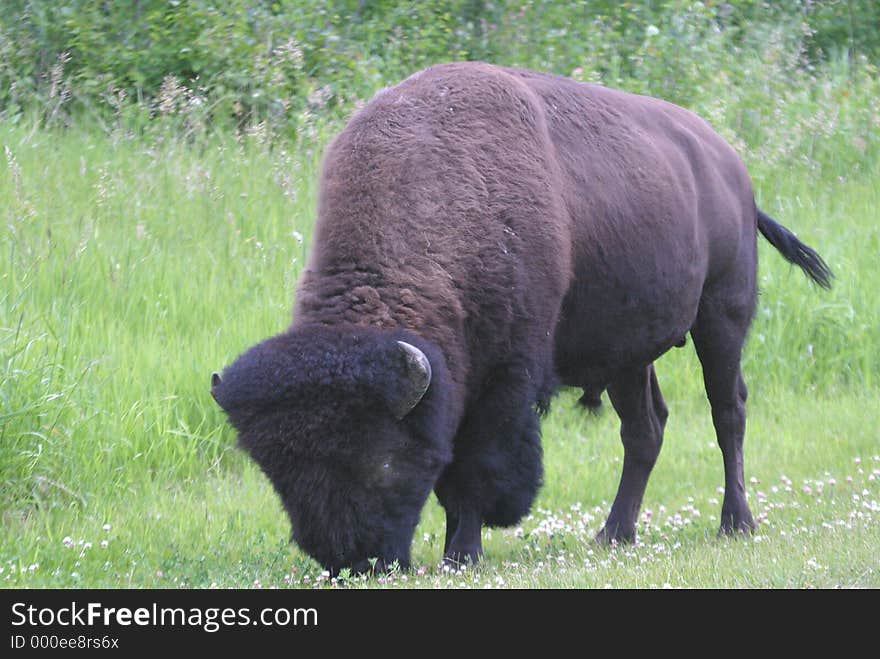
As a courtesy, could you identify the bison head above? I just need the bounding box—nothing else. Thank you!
[211,324,455,575]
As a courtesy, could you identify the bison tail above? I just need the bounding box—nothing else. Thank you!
[757,209,833,289]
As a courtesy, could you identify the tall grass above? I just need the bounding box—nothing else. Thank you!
[1,49,878,587]
[1,125,322,506]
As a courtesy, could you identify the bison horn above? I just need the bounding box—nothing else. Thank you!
[392,341,432,419]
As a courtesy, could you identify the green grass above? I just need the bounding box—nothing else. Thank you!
[1,110,878,589]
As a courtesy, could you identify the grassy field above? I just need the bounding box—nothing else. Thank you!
[1,97,878,588]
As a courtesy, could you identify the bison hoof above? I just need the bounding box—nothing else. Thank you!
[594,523,636,546]
[443,548,482,570]
[717,512,757,538]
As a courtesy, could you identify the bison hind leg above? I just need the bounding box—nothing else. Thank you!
[690,295,757,537]
[595,363,668,545]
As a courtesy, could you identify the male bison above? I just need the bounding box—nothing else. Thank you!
[212,62,831,575]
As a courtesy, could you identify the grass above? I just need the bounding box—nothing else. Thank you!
[1,99,878,588]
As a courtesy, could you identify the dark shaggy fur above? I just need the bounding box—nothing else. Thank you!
[213,62,831,573]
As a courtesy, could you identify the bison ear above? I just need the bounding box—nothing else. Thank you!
[390,341,432,419]
[210,372,223,405]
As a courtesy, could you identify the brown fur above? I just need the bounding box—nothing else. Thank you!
[296,62,758,404]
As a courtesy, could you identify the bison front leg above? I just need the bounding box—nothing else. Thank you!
[441,508,484,568]
[596,364,667,544]
[434,370,544,567]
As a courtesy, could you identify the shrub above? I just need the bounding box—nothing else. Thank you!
[0,1,876,162]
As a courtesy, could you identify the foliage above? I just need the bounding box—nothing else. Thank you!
[1,1,878,137]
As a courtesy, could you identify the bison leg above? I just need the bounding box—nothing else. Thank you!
[435,365,544,567]
[442,508,483,568]
[596,364,667,544]
[690,298,757,536]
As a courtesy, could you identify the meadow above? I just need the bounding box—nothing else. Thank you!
[1,2,879,589]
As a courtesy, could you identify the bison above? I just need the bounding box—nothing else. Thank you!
[211,62,831,575]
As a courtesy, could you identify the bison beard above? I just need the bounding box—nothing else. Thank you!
[212,62,831,574]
